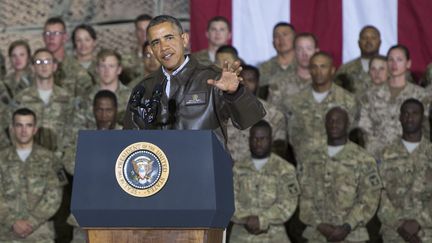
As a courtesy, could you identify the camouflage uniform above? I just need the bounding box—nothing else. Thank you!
[335,58,372,97]
[0,51,5,79]
[258,56,295,87]
[267,68,311,110]
[122,49,144,83]
[285,84,358,165]
[54,55,94,99]
[0,102,11,149]
[422,63,432,87]
[14,85,76,153]
[230,153,299,243]
[358,82,429,158]
[192,49,213,66]
[227,98,286,162]
[0,68,33,107]
[0,144,62,242]
[378,138,432,242]
[299,141,382,242]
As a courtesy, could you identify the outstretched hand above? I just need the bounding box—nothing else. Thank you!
[207,60,243,94]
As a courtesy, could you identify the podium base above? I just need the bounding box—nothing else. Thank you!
[86,228,224,243]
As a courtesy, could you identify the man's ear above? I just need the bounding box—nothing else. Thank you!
[182,32,190,49]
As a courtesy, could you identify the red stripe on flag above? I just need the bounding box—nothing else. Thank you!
[189,0,232,52]
[291,0,343,67]
[398,0,432,81]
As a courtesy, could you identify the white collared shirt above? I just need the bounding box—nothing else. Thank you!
[162,56,190,96]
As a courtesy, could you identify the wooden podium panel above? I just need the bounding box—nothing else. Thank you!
[87,228,223,243]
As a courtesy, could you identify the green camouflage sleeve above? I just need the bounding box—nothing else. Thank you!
[344,160,382,229]
[258,171,300,230]
[232,167,251,223]
[378,190,403,229]
[26,156,63,229]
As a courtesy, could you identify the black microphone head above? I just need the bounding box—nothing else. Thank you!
[129,85,145,109]
[168,99,177,114]
[152,84,163,97]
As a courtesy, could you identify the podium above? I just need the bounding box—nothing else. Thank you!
[71,130,234,243]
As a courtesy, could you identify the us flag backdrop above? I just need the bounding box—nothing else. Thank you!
[190,0,432,80]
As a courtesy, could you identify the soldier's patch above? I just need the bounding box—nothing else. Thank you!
[185,92,206,105]
[368,173,381,188]
[288,183,299,195]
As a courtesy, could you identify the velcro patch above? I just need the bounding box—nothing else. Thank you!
[185,92,206,105]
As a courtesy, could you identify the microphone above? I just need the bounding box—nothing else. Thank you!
[167,99,177,125]
[145,84,163,125]
[129,85,146,118]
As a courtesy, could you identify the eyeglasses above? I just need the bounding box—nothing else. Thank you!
[34,59,54,65]
[43,31,65,36]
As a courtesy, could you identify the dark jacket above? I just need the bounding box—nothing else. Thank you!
[123,57,266,144]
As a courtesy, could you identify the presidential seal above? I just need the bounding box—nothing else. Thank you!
[115,142,169,197]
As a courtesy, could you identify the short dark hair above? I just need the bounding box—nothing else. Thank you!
[250,120,272,136]
[387,44,410,60]
[294,32,318,48]
[147,15,183,37]
[216,45,238,57]
[32,48,55,63]
[72,24,97,49]
[207,16,231,31]
[13,108,37,124]
[401,98,424,115]
[8,40,31,62]
[241,64,260,82]
[97,49,122,65]
[135,14,153,27]
[311,51,333,65]
[369,55,387,68]
[273,22,296,35]
[326,106,349,124]
[93,90,118,108]
[359,25,381,38]
[44,16,66,31]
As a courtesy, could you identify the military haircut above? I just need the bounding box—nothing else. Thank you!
[359,25,381,38]
[147,15,183,36]
[97,48,122,66]
[326,106,349,124]
[311,51,333,65]
[8,39,31,58]
[368,54,387,69]
[13,107,37,124]
[250,120,272,137]
[241,64,260,81]
[207,16,231,31]
[32,48,55,63]
[272,22,296,35]
[387,44,410,60]
[135,14,153,27]
[93,90,118,108]
[72,24,97,49]
[294,32,318,48]
[216,45,238,57]
[401,98,424,115]
[44,16,66,31]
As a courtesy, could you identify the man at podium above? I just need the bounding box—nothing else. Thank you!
[123,15,266,143]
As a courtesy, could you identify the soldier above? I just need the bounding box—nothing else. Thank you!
[227,65,286,162]
[335,26,381,96]
[258,22,296,99]
[192,16,232,66]
[0,108,62,242]
[268,32,318,110]
[128,41,161,89]
[215,45,241,68]
[42,16,93,98]
[378,98,432,242]
[358,45,429,158]
[424,63,432,87]
[71,24,98,82]
[286,51,357,166]
[0,40,33,107]
[83,49,131,126]
[368,55,388,86]
[230,120,299,243]
[122,14,153,83]
[14,48,76,153]
[299,107,381,242]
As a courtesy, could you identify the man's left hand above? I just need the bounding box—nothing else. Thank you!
[328,225,351,242]
[245,215,264,235]
[207,60,242,94]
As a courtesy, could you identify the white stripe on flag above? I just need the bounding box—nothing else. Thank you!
[342,0,398,63]
[233,0,290,66]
